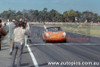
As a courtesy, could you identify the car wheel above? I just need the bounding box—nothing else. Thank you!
[63,40,67,43]
[44,39,48,43]
[42,36,47,43]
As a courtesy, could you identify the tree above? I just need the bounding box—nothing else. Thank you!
[63,11,68,22]
[0,9,99,23]
[32,10,39,22]
[48,9,62,22]
[67,9,77,22]
[0,10,16,21]
[97,16,100,22]
[82,11,98,22]
[42,8,48,22]
[63,10,80,22]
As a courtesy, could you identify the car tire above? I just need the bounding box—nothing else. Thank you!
[42,36,47,43]
[63,40,67,43]
[44,39,48,43]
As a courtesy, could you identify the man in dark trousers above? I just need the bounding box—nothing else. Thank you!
[11,23,27,67]
[0,19,7,50]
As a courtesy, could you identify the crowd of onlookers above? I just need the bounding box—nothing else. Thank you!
[0,18,30,67]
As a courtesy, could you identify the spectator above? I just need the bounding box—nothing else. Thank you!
[19,18,27,29]
[0,19,7,50]
[25,22,31,46]
[11,23,27,67]
[9,19,16,55]
[19,18,30,46]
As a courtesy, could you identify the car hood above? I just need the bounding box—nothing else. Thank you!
[46,31,65,37]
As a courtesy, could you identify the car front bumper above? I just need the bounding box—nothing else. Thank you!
[46,37,66,42]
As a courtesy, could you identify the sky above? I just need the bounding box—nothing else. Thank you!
[0,0,100,15]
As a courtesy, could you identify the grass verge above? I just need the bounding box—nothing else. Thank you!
[32,24,100,37]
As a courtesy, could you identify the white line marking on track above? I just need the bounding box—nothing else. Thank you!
[26,44,39,67]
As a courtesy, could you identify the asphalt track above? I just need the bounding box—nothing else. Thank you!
[1,26,100,67]
[25,26,100,67]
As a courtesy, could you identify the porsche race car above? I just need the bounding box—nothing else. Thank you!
[42,26,67,43]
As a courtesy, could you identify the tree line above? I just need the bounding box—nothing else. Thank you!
[0,8,100,22]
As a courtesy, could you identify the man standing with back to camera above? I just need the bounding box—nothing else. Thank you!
[11,22,28,67]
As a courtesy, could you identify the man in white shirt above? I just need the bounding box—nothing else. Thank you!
[11,23,27,67]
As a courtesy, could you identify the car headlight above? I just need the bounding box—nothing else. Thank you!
[46,33,49,37]
[63,32,66,36]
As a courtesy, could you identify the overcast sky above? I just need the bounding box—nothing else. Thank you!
[0,0,100,14]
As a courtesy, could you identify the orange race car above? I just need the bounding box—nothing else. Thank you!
[42,27,67,43]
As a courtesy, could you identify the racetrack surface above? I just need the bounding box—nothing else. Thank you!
[1,26,100,67]
[26,26,100,67]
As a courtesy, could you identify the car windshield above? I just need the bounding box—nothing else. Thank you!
[47,27,62,31]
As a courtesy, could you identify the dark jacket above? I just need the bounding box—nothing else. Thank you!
[0,27,7,40]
